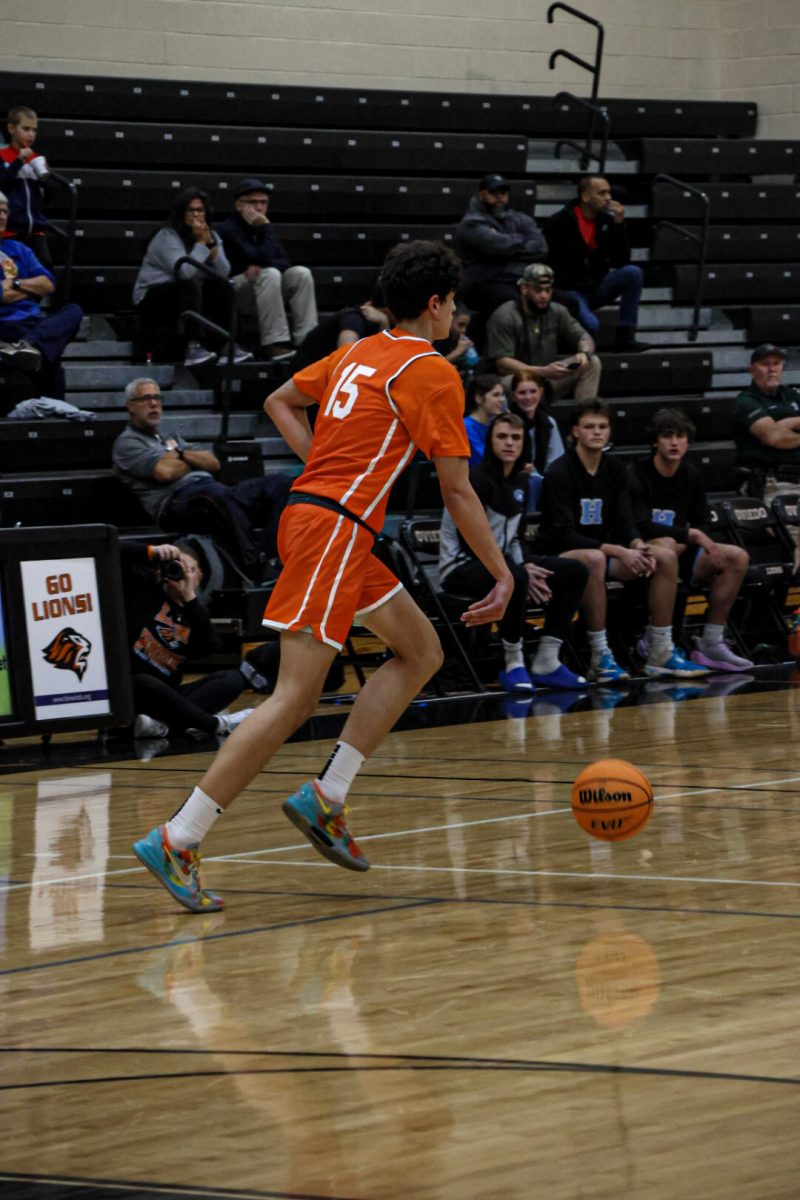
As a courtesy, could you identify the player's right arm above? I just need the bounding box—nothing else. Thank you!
[435,455,514,626]
[264,379,316,462]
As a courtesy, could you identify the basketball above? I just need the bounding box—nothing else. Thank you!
[571,759,653,842]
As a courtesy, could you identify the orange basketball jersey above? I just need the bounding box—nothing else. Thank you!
[290,328,470,530]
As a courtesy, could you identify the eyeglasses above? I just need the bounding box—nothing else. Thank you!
[131,393,162,403]
[185,206,206,214]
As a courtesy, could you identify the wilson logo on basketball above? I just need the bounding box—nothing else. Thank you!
[42,627,92,681]
[578,788,633,805]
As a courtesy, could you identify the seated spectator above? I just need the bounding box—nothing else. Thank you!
[464,373,506,466]
[0,190,83,398]
[433,301,479,382]
[535,400,709,682]
[544,176,649,352]
[487,262,601,401]
[439,412,588,692]
[455,173,548,321]
[628,408,753,672]
[507,369,565,509]
[133,188,248,367]
[112,378,291,582]
[732,344,800,567]
[0,105,52,267]
[292,284,390,371]
[122,540,253,740]
[216,178,318,360]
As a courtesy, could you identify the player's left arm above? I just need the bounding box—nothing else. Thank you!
[264,379,316,462]
[436,454,513,625]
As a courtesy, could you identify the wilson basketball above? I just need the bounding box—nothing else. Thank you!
[571,759,653,842]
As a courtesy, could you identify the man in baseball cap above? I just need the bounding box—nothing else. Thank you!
[486,261,601,401]
[733,341,800,563]
[455,172,548,320]
[216,178,317,360]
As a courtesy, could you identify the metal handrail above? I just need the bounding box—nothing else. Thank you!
[547,3,605,170]
[553,91,610,173]
[653,174,711,343]
[173,254,238,443]
[41,170,78,305]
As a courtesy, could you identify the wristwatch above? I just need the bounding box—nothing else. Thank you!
[12,279,23,290]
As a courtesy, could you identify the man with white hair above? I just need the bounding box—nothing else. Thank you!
[0,189,83,395]
[112,377,291,581]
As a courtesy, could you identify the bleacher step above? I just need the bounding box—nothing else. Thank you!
[644,329,745,345]
[637,305,712,330]
[62,363,175,389]
[65,388,215,410]
[63,340,133,359]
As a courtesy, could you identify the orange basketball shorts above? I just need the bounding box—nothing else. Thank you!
[262,503,402,649]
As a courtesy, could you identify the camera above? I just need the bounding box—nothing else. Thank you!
[161,559,184,582]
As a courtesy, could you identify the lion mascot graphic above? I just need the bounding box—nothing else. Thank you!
[42,627,92,682]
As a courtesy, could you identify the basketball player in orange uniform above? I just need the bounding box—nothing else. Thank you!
[133,240,513,912]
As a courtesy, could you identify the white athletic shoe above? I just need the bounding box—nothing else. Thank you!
[134,714,169,739]
[215,708,255,735]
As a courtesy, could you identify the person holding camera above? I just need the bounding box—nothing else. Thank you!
[485,263,601,402]
[121,541,253,740]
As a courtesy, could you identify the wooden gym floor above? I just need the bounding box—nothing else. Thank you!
[0,672,799,1199]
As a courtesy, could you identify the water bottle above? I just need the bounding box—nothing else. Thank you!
[463,345,479,367]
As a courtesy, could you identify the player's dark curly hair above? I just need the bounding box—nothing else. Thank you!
[378,240,462,321]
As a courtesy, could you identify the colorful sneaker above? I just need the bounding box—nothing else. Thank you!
[636,637,649,660]
[531,663,588,690]
[498,665,535,693]
[132,825,224,913]
[587,650,630,684]
[644,647,710,678]
[282,782,370,872]
[690,637,754,673]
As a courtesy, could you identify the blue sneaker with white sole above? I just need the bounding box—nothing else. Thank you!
[587,650,630,684]
[643,647,710,679]
[498,665,535,693]
[531,663,588,690]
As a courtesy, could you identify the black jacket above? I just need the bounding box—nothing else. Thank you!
[216,213,292,276]
[544,204,631,294]
[456,196,548,286]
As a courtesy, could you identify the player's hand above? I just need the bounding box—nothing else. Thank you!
[18,147,34,162]
[461,574,514,627]
[621,546,654,577]
[524,562,553,604]
[700,538,726,572]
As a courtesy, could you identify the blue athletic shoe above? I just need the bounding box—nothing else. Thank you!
[643,647,710,679]
[587,650,630,684]
[498,665,535,693]
[531,663,588,690]
[132,825,224,913]
[282,782,370,872]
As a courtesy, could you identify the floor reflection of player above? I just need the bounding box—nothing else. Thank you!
[137,913,456,1196]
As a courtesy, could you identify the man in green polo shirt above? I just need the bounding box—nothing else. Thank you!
[732,342,800,567]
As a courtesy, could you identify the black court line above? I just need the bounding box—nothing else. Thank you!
[0,897,441,978]
[1,1050,797,1091]
[0,1173,359,1200]
[99,880,800,922]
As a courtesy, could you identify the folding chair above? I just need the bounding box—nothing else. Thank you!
[719,496,795,646]
[398,517,486,694]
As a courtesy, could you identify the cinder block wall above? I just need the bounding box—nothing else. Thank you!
[0,0,797,137]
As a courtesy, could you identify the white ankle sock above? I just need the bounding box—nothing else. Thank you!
[702,622,725,649]
[531,636,562,675]
[316,740,365,806]
[587,630,609,661]
[165,787,223,849]
[647,625,673,664]
[502,639,525,671]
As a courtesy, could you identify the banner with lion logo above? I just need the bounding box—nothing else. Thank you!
[21,558,110,720]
